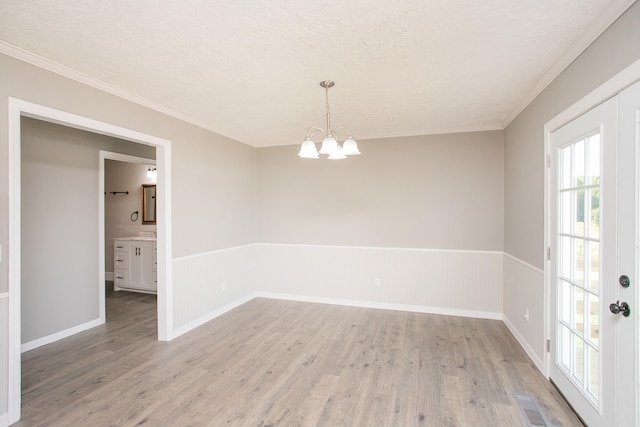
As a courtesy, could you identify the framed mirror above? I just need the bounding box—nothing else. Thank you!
[142,184,156,224]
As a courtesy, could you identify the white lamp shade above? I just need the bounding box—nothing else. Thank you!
[342,137,361,155]
[319,136,338,155]
[298,139,319,159]
[328,146,347,160]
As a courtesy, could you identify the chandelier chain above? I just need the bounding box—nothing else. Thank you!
[325,84,331,135]
[325,85,329,115]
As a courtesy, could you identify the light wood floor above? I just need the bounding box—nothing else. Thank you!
[17,290,584,426]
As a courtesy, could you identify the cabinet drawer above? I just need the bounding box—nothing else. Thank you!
[114,251,129,269]
[114,270,127,285]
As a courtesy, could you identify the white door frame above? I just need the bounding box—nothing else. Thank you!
[544,58,640,421]
[7,98,174,425]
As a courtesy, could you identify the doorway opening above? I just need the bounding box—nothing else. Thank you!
[8,98,173,425]
[103,153,158,294]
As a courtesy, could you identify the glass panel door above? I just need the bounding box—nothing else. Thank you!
[556,132,601,403]
[549,96,617,427]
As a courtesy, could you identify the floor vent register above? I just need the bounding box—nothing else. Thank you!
[513,393,550,427]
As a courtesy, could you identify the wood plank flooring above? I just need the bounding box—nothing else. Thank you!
[17,290,584,426]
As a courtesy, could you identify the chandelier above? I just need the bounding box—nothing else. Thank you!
[298,80,360,159]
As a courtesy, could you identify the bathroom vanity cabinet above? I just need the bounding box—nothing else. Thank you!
[113,237,157,294]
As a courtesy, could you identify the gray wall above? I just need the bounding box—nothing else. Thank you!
[0,53,258,271]
[504,2,640,268]
[258,131,504,251]
[171,129,257,257]
[105,159,157,275]
[0,52,258,415]
[21,118,156,343]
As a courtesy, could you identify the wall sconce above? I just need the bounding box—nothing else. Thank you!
[146,166,157,179]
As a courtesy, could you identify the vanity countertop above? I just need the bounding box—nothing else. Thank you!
[114,236,157,242]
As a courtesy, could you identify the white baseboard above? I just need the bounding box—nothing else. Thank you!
[0,411,8,427]
[172,293,258,339]
[255,292,503,320]
[21,318,104,353]
[503,314,545,374]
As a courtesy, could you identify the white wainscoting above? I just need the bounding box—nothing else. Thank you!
[172,244,257,338]
[256,244,504,319]
[502,253,545,372]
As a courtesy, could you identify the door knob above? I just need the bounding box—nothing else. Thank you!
[609,300,631,317]
[619,275,630,288]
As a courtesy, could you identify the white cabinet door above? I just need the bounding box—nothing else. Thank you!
[138,242,155,292]
[127,241,155,292]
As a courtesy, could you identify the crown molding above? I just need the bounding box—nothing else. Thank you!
[0,40,250,146]
[354,123,503,142]
[500,0,637,128]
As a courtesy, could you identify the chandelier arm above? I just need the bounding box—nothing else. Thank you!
[331,125,354,140]
[305,127,327,141]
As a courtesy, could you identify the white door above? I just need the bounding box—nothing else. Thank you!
[549,83,639,426]
[618,80,640,427]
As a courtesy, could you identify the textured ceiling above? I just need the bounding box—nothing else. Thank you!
[0,1,635,147]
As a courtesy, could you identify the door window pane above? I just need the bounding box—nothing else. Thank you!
[574,287,585,334]
[575,189,585,236]
[561,146,572,189]
[561,280,571,324]
[561,236,572,279]
[574,336,585,385]
[561,324,571,370]
[589,187,600,238]
[589,242,600,291]
[574,239,585,286]
[589,294,599,344]
[588,134,600,185]
[588,346,599,400]
[561,191,571,233]
[574,140,585,187]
